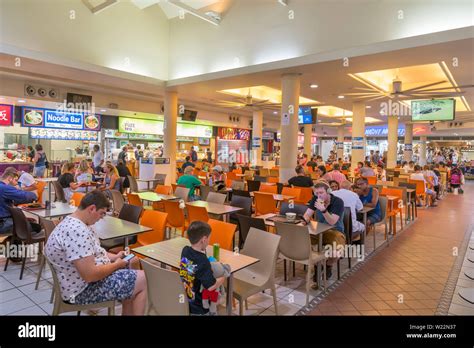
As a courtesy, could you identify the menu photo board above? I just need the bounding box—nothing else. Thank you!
[218,127,251,141]
[119,117,163,135]
[22,107,101,131]
[0,104,14,127]
[30,127,99,141]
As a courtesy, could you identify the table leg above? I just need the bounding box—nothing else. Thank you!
[124,237,129,250]
[48,182,52,203]
[226,275,233,316]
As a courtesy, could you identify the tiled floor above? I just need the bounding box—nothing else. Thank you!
[1,182,473,316]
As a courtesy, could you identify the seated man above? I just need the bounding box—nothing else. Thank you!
[17,170,38,192]
[353,177,382,227]
[410,165,437,206]
[332,180,365,240]
[177,166,202,200]
[181,156,195,172]
[0,167,38,235]
[288,165,313,187]
[45,190,146,315]
[323,163,347,185]
[302,182,345,282]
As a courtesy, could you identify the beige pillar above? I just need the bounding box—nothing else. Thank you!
[337,125,345,160]
[163,91,178,185]
[419,136,427,166]
[350,102,366,175]
[252,110,263,167]
[304,124,312,157]
[279,74,300,183]
[403,123,413,162]
[387,116,398,169]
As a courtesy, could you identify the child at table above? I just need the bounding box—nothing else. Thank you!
[179,221,225,315]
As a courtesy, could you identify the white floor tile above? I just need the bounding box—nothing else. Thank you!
[8,305,47,316]
[0,277,14,292]
[0,296,36,315]
[7,273,38,287]
[0,288,26,304]
[18,280,52,296]
[232,302,266,316]
[268,302,301,316]
[246,292,278,309]
[285,290,314,307]
[28,288,55,305]
[448,302,474,315]
[264,285,294,299]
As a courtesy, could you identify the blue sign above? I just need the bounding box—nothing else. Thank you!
[365,125,405,137]
[352,137,365,150]
[44,110,83,129]
[298,106,313,124]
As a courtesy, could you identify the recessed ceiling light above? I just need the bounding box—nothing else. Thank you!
[454,133,458,136]
[273,111,278,114]
[310,84,318,89]
[337,95,345,99]
[18,99,26,103]
[100,109,107,112]
[366,106,371,109]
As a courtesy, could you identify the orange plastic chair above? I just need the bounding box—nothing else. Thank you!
[227,172,238,181]
[226,179,234,188]
[294,186,313,204]
[409,179,431,207]
[155,185,172,195]
[186,203,209,223]
[380,187,404,235]
[363,176,377,185]
[171,184,186,193]
[130,210,168,254]
[281,187,301,202]
[163,200,187,237]
[259,185,278,194]
[70,192,85,207]
[267,177,279,184]
[127,193,143,208]
[307,166,314,173]
[208,219,237,251]
[36,181,47,202]
[254,192,278,216]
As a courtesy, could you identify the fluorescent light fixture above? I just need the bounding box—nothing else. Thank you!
[310,84,318,89]
[366,106,371,109]
[101,109,107,112]
[18,99,26,103]
[273,111,278,114]
[337,95,345,99]
[278,0,288,6]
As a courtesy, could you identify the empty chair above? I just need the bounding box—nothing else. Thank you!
[35,218,57,290]
[5,207,46,279]
[267,177,279,184]
[259,185,278,194]
[275,222,326,305]
[131,210,168,248]
[373,195,389,243]
[233,227,281,315]
[381,187,404,235]
[198,185,212,201]
[101,204,143,250]
[246,180,261,193]
[363,176,377,185]
[70,192,85,207]
[269,169,279,177]
[279,201,308,216]
[47,259,115,316]
[259,168,270,177]
[127,193,143,208]
[127,175,139,193]
[254,192,277,216]
[140,258,189,315]
[153,173,167,187]
[174,187,190,202]
[206,192,226,205]
[235,214,267,249]
[52,180,66,203]
[232,189,251,198]
[294,186,313,204]
[231,180,245,191]
[154,185,172,195]
[281,187,301,201]
[230,195,253,221]
[110,189,125,216]
[208,219,237,251]
[186,203,209,223]
[163,200,188,237]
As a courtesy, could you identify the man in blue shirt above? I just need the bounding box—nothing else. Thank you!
[302,181,346,282]
[0,167,38,235]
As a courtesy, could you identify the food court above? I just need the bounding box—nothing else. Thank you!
[0,0,473,322]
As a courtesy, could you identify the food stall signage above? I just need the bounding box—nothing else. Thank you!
[22,107,100,131]
[218,128,251,141]
[30,127,98,141]
[0,104,13,126]
[119,117,163,135]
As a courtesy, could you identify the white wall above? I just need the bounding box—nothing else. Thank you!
[0,0,169,80]
[168,0,474,79]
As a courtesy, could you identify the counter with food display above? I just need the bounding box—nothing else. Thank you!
[0,161,33,174]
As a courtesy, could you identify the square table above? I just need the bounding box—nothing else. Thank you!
[20,202,77,219]
[137,178,163,191]
[136,191,178,203]
[36,177,58,203]
[185,201,242,222]
[94,215,152,248]
[132,237,259,315]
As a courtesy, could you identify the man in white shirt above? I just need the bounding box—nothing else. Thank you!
[410,165,437,207]
[332,180,365,239]
[92,144,104,172]
[17,171,37,192]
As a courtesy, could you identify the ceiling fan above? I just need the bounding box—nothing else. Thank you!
[344,78,473,102]
[212,89,282,110]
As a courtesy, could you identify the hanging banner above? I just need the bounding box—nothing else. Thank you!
[252,137,261,148]
[218,127,251,141]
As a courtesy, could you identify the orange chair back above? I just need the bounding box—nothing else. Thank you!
[36,181,47,202]
[295,187,313,204]
[281,187,301,201]
[307,166,314,173]
[254,192,277,216]
[363,176,377,185]
[226,179,233,188]
[155,185,172,195]
[70,192,85,207]
[267,177,279,184]
[226,172,238,181]
[127,193,143,207]
[232,169,242,175]
[186,203,209,223]
[193,168,200,176]
[380,188,402,212]
[208,219,237,251]
[163,200,186,229]
[259,185,278,194]
[171,184,186,193]
[409,179,426,195]
[137,210,168,246]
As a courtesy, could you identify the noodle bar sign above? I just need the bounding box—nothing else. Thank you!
[21,107,101,131]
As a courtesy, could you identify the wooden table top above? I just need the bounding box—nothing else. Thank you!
[256,213,332,236]
[250,192,295,201]
[94,215,152,241]
[137,178,162,183]
[185,200,243,215]
[20,202,76,218]
[133,237,259,273]
[136,191,178,202]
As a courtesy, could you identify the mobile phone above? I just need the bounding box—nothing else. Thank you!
[122,253,135,262]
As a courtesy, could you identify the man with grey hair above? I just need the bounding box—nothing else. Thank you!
[332,180,365,240]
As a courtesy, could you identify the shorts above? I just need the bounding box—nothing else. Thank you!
[311,228,346,248]
[33,166,46,178]
[367,212,382,225]
[74,269,137,305]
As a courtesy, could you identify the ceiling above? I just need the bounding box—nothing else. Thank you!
[172,38,473,126]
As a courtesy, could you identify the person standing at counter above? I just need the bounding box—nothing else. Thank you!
[32,144,47,178]
[206,148,213,164]
[92,144,104,173]
[26,146,35,162]
[190,146,198,163]
[118,146,128,164]
[0,167,38,235]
